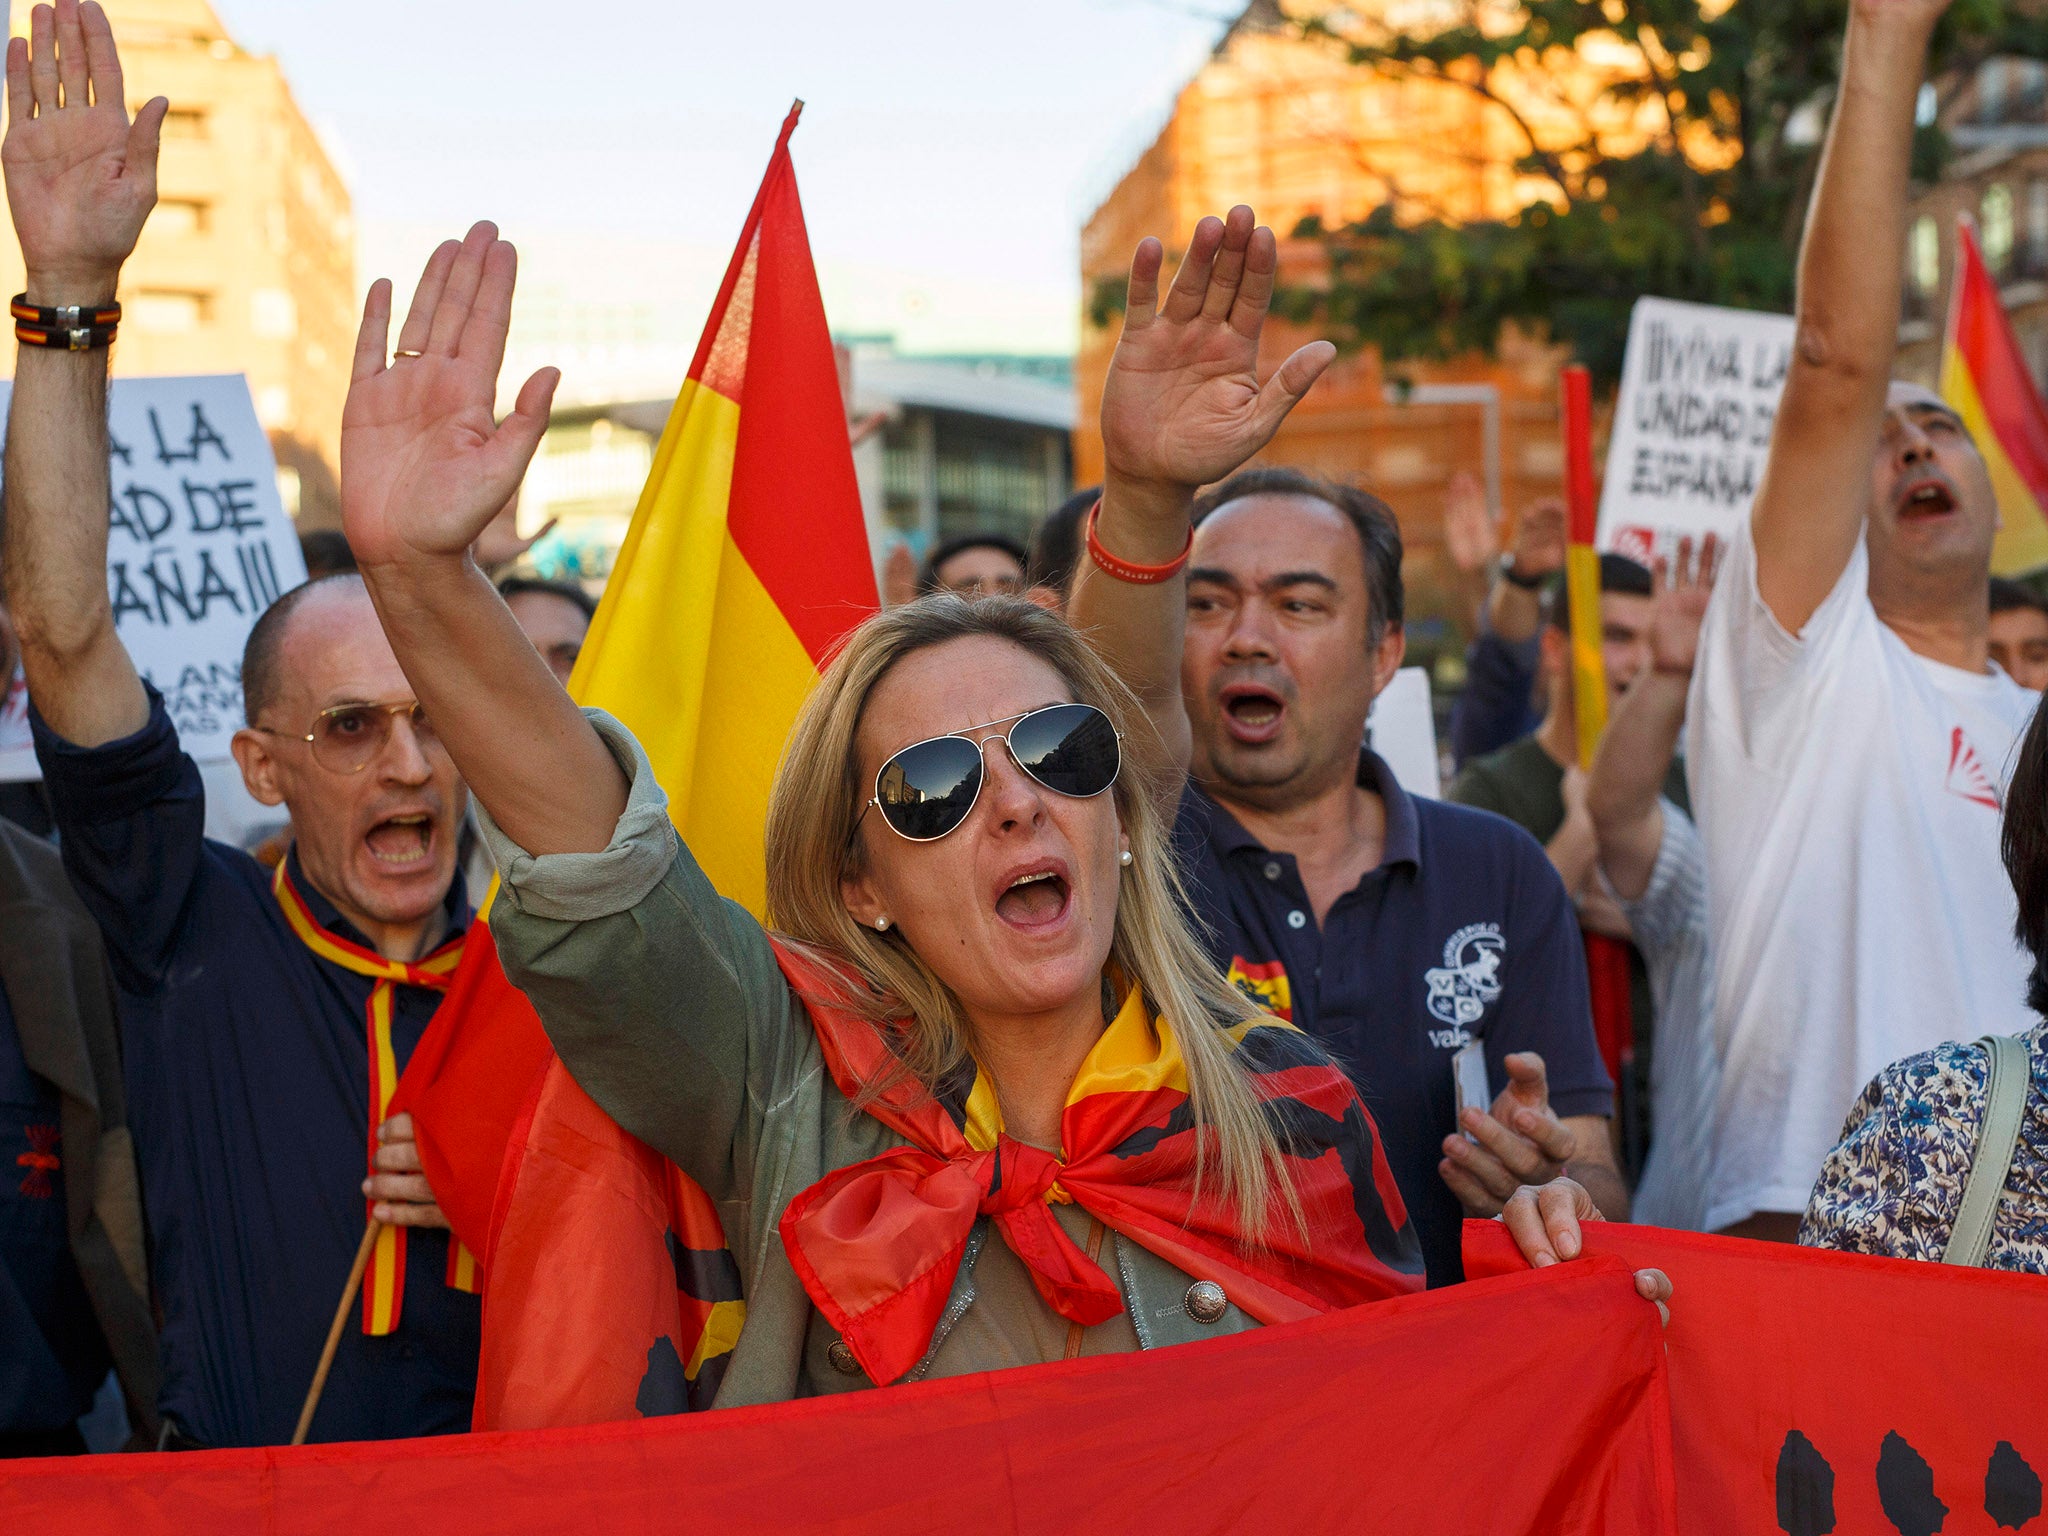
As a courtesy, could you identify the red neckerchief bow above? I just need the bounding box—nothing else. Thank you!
[770,941,1423,1385]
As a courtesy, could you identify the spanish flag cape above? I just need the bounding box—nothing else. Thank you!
[478,941,1424,1421]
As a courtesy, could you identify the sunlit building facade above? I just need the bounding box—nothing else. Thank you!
[0,0,354,526]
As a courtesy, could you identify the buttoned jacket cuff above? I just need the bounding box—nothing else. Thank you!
[474,708,679,923]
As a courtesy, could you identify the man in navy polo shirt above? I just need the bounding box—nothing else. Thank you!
[0,3,476,1444]
[1073,206,1623,1284]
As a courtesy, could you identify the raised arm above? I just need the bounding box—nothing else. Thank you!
[1588,536,1719,899]
[339,223,622,855]
[0,0,165,746]
[1751,0,1949,631]
[1068,205,1334,800]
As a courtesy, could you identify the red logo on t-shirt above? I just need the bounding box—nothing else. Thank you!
[1946,727,2003,811]
[16,1124,59,1199]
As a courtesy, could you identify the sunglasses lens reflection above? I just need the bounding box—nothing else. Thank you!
[1010,704,1120,799]
[876,736,984,840]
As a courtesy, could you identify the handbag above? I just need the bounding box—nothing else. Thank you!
[1940,1033,2034,1268]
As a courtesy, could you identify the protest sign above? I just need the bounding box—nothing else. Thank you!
[1597,297,1796,565]
[1366,665,1440,799]
[0,374,305,780]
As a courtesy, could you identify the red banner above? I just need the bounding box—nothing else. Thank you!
[2,1258,1672,1535]
[1464,1223,2048,1535]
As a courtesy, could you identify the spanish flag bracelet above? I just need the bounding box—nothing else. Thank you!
[1083,498,1194,584]
[11,292,121,350]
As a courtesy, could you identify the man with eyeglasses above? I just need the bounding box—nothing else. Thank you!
[0,2,476,1446]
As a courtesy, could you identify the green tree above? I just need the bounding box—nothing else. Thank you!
[1265,0,2046,384]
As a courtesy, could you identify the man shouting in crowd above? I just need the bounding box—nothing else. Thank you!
[1687,0,2038,1240]
[1,0,478,1444]
[1068,208,1623,1285]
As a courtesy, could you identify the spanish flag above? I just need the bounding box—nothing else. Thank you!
[475,102,878,1427]
[569,101,878,913]
[1941,218,2048,575]
[1561,364,1631,1084]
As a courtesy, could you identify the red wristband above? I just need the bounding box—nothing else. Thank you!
[1084,499,1193,585]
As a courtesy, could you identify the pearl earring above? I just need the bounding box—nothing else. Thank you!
[875,917,890,931]
[1120,849,1133,867]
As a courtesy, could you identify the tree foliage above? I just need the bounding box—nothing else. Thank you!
[1270,0,2048,384]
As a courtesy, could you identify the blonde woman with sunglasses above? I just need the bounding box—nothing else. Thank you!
[340,212,1630,1405]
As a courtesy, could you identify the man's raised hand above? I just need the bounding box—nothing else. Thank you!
[1648,533,1720,680]
[3,0,164,301]
[342,222,559,572]
[1098,205,1334,514]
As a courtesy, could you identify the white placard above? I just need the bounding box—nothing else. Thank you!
[1597,297,1796,566]
[1367,666,1441,801]
[0,375,306,781]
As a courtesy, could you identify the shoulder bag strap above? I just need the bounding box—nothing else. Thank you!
[1942,1033,2032,1268]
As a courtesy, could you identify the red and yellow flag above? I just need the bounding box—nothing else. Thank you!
[1560,365,1631,1083]
[476,103,879,1425]
[569,101,878,915]
[1941,218,2048,575]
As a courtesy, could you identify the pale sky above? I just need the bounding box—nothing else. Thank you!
[213,0,1233,387]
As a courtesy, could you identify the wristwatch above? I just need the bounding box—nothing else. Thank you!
[1497,552,1548,590]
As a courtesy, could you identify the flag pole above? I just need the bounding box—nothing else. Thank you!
[292,1218,383,1446]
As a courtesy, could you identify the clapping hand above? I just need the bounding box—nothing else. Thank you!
[1098,204,1334,515]
[1648,533,1720,680]
[3,0,165,302]
[342,222,560,573]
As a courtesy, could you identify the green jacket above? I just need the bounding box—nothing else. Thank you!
[480,711,1258,1408]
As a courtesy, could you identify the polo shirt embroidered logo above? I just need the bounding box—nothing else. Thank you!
[1225,956,1293,1021]
[1945,726,2003,811]
[1424,923,1505,1035]
[15,1123,58,1198]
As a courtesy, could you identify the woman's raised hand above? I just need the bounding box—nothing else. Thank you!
[341,222,559,571]
[1097,204,1335,514]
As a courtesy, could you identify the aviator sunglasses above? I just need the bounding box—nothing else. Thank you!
[854,703,1123,843]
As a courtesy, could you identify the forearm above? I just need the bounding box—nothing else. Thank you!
[1484,579,1543,645]
[1585,673,1685,899]
[1753,7,1937,620]
[1064,473,1194,775]
[359,556,625,854]
[1543,812,1600,898]
[1,302,148,746]
[1571,1156,1632,1224]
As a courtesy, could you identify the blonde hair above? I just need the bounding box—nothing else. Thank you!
[764,594,1298,1237]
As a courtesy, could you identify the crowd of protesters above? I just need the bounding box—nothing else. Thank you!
[3,0,2047,1459]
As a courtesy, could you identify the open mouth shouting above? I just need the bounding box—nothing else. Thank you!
[1219,681,1289,745]
[992,858,1073,932]
[1895,475,1959,523]
[363,810,438,870]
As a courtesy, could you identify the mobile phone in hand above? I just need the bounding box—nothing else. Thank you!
[1451,1042,1490,1144]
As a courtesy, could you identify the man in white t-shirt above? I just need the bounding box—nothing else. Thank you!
[1687,0,2040,1240]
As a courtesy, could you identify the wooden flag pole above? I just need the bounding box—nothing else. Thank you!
[292,1218,383,1446]
[1559,365,1635,1090]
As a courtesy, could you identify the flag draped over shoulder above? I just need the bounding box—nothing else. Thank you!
[475,102,878,1427]
[569,101,878,916]
[1941,218,2048,576]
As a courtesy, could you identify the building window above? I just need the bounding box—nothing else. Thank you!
[161,108,207,140]
[1911,216,1942,294]
[130,289,210,333]
[251,288,297,340]
[151,199,208,237]
[1984,183,2016,274]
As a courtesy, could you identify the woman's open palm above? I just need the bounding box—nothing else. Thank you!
[1099,204,1334,496]
[342,221,558,570]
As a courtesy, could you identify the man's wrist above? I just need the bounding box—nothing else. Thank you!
[1097,472,1196,563]
[22,268,122,308]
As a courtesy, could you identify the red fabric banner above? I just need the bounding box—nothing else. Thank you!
[2,1259,1673,1535]
[1464,1222,2048,1535]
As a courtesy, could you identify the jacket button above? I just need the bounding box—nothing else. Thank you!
[1184,1280,1228,1324]
[826,1339,864,1376]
